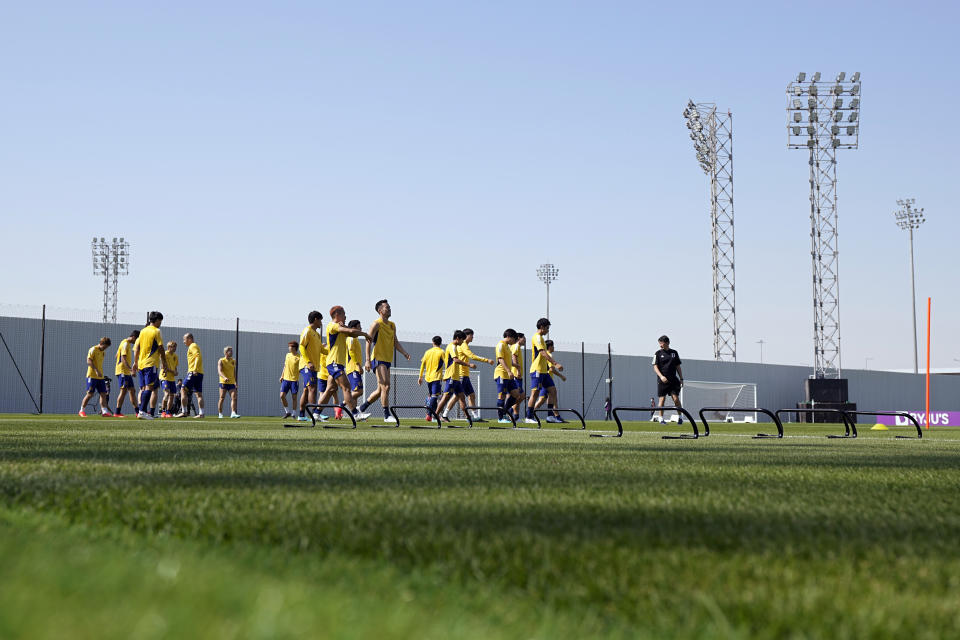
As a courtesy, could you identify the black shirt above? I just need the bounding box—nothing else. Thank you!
[653,349,682,380]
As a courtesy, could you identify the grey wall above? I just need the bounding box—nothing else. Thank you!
[2,314,958,419]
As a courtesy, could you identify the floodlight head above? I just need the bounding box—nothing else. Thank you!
[807,126,815,136]
[792,126,801,136]
[537,263,559,285]
[808,98,816,109]
[851,85,860,95]
[812,71,821,82]
[793,112,802,122]
[836,72,845,82]
[798,72,806,82]
[851,72,860,82]
[834,98,843,109]
[793,98,803,109]
[848,112,858,122]
[809,85,818,96]
[831,125,840,135]
[849,98,859,109]
[793,86,802,96]
[846,126,856,136]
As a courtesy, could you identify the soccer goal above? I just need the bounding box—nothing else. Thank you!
[680,380,758,423]
[362,367,481,421]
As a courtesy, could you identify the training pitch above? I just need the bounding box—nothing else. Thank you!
[1,415,958,639]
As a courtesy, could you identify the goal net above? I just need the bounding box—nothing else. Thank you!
[362,367,481,421]
[679,380,758,423]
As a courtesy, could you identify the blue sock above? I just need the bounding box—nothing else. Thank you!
[139,390,150,413]
[526,406,534,418]
[299,409,304,417]
[497,398,505,418]
[504,396,516,414]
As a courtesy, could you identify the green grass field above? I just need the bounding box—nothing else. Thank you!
[1,414,959,639]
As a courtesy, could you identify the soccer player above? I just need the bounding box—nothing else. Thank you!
[457,328,494,422]
[317,306,371,420]
[159,341,179,417]
[134,311,170,420]
[345,320,365,411]
[279,341,300,419]
[653,335,684,424]
[79,336,113,417]
[218,346,239,419]
[297,311,326,422]
[435,330,474,421]
[113,329,139,417]
[359,299,411,422]
[175,333,205,418]
[417,336,445,420]
[526,318,565,424]
[510,332,527,418]
[494,328,523,423]
[545,339,568,421]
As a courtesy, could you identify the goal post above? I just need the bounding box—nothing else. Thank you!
[680,380,758,423]
[362,367,481,421]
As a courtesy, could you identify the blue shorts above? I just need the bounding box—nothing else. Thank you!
[319,379,328,393]
[138,367,159,388]
[496,377,517,394]
[161,380,177,393]
[461,377,475,396]
[280,379,299,394]
[326,363,346,380]
[220,383,236,391]
[347,372,363,392]
[183,373,203,393]
[531,372,555,390]
[117,374,136,389]
[514,377,524,393]
[86,378,108,393]
[427,380,442,396]
[443,379,463,395]
[300,367,318,387]
[371,359,391,370]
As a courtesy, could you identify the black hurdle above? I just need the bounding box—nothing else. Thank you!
[480,407,518,429]
[283,403,357,429]
[698,407,785,439]
[530,408,586,431]
[370,405,451,430]
[774,408,856,439]
[602,407,700,439]
[845,411,923,439]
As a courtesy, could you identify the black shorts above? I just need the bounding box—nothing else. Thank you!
[657,378,682,398]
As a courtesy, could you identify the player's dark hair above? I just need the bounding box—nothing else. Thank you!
[659,335,670,344]
[308,310,322,324]
[129,330,140,339]
[453,330,466,341]
[432,336,442,346]
[536,318,551,330]
[347,319,361,329]
[330,305,345,318]
[375,299,388,312]
[147,311,163,324]
[99,336,112,346]
[545,339,555,349]
[288,341,298,349]
[516,332,525,339]
[463,328,474,336]
[503,328,517,339]
[184,333,194,340]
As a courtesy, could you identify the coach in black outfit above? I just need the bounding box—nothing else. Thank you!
[653,335,684,424]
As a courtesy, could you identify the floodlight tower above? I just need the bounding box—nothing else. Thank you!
[683,99,736,361]
[786,71,861,378]
[536,263,558,321]
[91,236,130,323]
[895,198,925,374]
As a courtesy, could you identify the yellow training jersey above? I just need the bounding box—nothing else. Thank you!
[494,340,514,380]
[346,336,363,374]
[136,325,164,369]
[458,343,491,379]
[442,343,461,380]
[187,343,204,374]
[115,337,135,375]
[282,353,300,382]
[160,352,178,382]
[530,333,550,374]
[510,343,523,377]
[219,357,237,385]
[86,345,105,379]
[419,346,445,383]
[370,318,396,362]
[326,322,349,366]
[299,326,325,370]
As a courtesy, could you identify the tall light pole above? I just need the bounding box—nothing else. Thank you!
[895,199,925,374]
[757,339,765,364]
[91,237,130,323]
[536,263,558,321]
[786,71,861,379]
[683,100,736,362]
[865,357,873,370]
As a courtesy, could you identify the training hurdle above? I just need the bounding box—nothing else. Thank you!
[529,408,587,431]
[600,407,700,439]
[698,407,784,439]
[481,407,518,429]
[846,411,923,439]
[370,405,450,430]
[283,403,358,429]
[775,408,856,439]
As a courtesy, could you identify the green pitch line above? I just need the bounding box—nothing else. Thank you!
[1,415,959,639]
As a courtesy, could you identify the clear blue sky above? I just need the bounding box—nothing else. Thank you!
[1,1,957,370]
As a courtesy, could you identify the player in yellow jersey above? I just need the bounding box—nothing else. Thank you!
[316,306,371,420]
[454,328,494,422]
[417,336,445,420]
[159,341,179,417]
[113,329,139,417]
[78,336,113,417]
[510,333,528,420]
[435,330,474,422]
[544,340,568,420]
[297,310,327,422]
[279,341,300,419]
[175,333,205,418]
[526,318,565,423]
[494,328,523,423]
[343,320,366,416]
[359,299,411,423]
[217,346,239,418]
[133,311,170,420]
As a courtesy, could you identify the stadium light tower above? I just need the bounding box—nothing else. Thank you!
[91,236,130,323]
[786,71,861,378]
[536,263,559,321]
[683,99,736,361]
[895,198,925,374]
